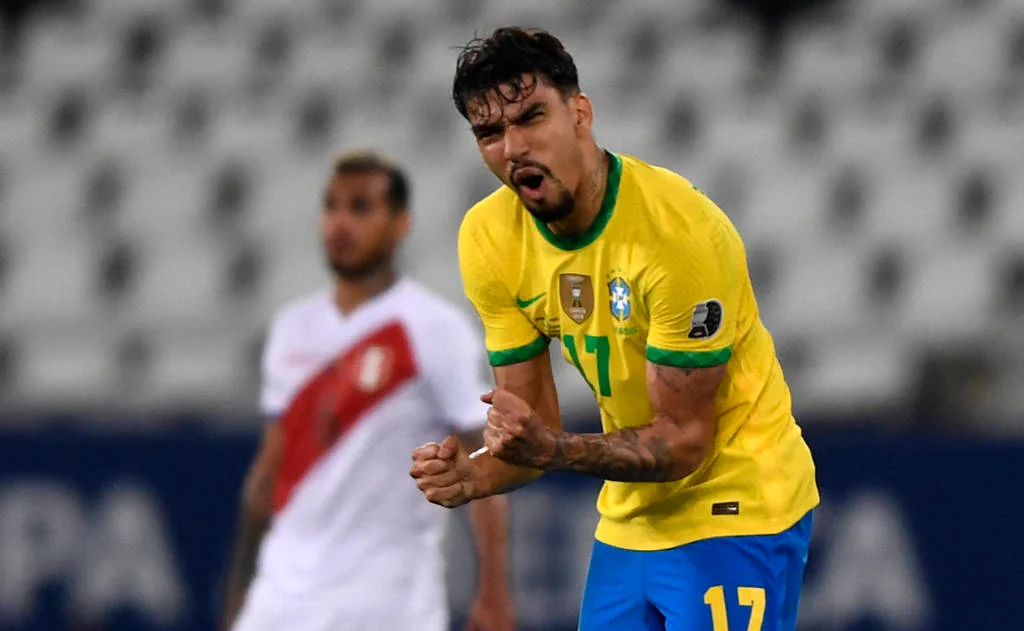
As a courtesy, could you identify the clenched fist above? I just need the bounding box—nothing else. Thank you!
[482,388,559,468]
[410,435,477,508]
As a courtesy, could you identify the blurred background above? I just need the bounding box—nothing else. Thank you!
[0,0,1022,629]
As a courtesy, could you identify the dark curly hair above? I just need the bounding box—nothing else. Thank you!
[452,27,580,121]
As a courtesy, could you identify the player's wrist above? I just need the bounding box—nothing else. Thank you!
[465,461,496,499]
[542,431,577,471]
[474,573,512,599]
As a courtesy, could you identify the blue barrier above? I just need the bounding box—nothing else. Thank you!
[0,427,1019,631]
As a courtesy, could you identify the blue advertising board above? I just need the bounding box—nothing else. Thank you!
[0,427,1019,631]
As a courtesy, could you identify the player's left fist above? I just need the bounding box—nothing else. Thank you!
[481,388,558,468]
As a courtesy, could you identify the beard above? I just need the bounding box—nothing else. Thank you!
[510,161,576,223]
[522,184,575,223]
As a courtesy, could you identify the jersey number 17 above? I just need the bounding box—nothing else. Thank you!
[563,334,612,397]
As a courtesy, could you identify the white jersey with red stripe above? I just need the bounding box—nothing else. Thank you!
[233,279,489,631]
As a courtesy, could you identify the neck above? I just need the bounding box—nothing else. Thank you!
[546,144,609,238]
[333,265,398,316]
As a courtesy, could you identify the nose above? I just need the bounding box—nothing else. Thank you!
[323,208,353,236]
[501,125,528,162]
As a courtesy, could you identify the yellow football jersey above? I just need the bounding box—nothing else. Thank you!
[458,151,819,551]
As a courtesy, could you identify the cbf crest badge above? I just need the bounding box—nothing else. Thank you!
[608,277,632,321]
[559,274,594,324]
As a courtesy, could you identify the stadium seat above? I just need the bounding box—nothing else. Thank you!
[760,241,868,342]
[20,21,115,97]
[140,324,261,414]
[862,166,954,248]
[117,154,214,237]
[898,245,998,342]
[1,156,87,234]
[0,231,104,328]
[991,177,1024,248]
[161,27,249,96]
[9,323,122,412]
[1,0,1022,423]
[285,32,373,97]
[793,333,915,419]
[89,0,186,25]
[125,236,234,328]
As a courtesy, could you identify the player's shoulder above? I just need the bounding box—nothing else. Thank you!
[394,280,482,356]
[621,154,713,214]
[459,184,523,244]
[267,288,334,337]
[397,280,478,331]
[620,153,737,245]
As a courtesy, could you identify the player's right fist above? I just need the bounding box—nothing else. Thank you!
[410,435,476,508]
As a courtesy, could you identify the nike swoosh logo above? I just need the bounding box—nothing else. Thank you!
[516,292,546,309]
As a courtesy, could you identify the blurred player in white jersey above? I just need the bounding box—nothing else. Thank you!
[221,151,515,631]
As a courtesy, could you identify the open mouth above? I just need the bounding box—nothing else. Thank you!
[518,173,544,191]
[512,167,547,199]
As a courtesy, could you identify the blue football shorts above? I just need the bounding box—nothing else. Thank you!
[578,511,813,631]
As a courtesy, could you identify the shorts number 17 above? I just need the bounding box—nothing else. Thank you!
[705,585,766,631]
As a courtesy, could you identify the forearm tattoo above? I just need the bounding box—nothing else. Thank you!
[551,428,678,482]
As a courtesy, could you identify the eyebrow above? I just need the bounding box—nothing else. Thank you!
[510,102,544,125]
[471,102,546,137]
[471,121,502,137]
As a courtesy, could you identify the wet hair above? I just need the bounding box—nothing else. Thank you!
[452,27,580,121]
[331,150,410,212]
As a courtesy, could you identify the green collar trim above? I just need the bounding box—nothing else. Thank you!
[532,151,622,251]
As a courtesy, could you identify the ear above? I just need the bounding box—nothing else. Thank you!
[393,209,412,241]
[572,92,594,132]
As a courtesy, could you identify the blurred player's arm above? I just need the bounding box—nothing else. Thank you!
[411,304,516,630]
[220,423,282,630]
[458,431,516,630]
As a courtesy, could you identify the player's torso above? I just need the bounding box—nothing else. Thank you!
[486,154,819,549]
[516,223,656,430]
[257,282,450,592]
[508,155,687,431]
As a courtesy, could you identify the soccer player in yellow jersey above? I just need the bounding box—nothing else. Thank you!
[410,27,819,631]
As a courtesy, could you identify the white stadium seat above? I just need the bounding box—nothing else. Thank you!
[0,0,1021,424]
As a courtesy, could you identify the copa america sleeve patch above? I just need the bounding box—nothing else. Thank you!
[688,300,723,339]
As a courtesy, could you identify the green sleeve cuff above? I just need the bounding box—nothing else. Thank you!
[646,345,733,368]
[488,336,550,367]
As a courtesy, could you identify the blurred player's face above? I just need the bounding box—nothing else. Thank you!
[468,75,592,223]
[320,172,409,280]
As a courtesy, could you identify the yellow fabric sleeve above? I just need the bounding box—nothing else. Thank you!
[645,213,741,368]
[458,210,547,366]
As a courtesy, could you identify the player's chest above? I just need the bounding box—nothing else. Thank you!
[279,318,422,413]
[515,248,649,343]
